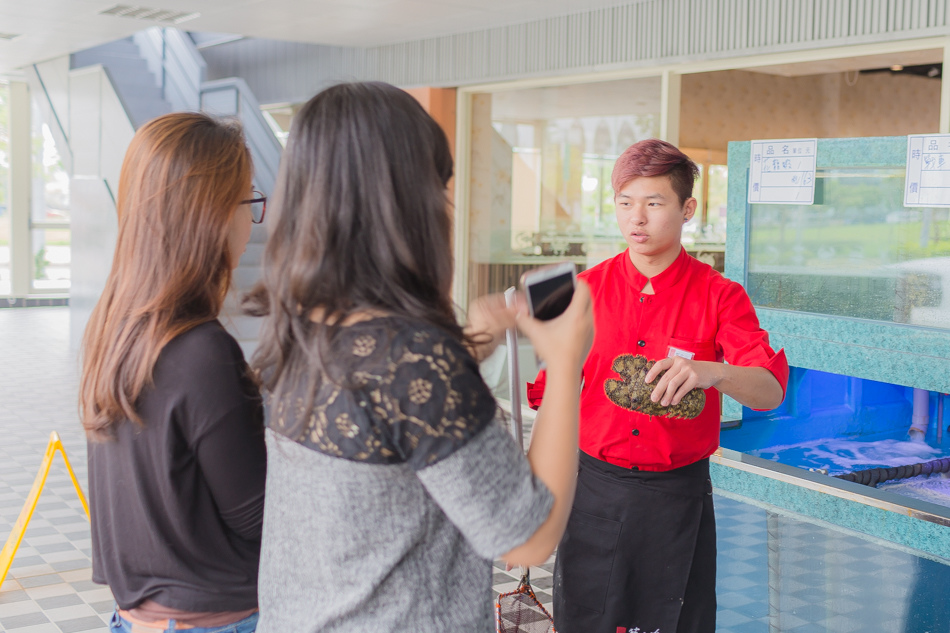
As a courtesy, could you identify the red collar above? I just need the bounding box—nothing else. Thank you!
[620,247,689,293]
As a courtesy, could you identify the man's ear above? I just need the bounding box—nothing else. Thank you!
[683,197,698,223]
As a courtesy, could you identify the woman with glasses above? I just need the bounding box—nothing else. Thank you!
[245,82,594,633]
[80,112,267,633]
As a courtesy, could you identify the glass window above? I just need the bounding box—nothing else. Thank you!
[261,103,297,147]
[467,77,662,302]
[705,164,728,242]
[680,151,728,271]
[466,77,662,402]
[31,227,71,292]
[30,100,70,293]
[0,82,9,297]
[747,167,950,329]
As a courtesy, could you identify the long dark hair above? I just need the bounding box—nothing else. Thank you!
[80,112,252,439]
[245,82,461,435]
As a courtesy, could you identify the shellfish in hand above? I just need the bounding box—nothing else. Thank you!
[604,354,706,419]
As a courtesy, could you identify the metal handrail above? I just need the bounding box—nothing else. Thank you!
[163,28,205,110]
[132,27,281,195]
[25,64,73,175]
[201,77,283,195]
[133,27,206,113]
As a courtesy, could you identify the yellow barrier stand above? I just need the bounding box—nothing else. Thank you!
[0,431,90,590]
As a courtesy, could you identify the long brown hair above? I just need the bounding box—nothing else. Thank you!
[244,82,460,438]
[80,112,252,439]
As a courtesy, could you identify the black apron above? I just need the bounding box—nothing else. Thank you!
[553,452,717,633]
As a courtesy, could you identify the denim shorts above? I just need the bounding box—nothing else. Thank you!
[109,609,259,633]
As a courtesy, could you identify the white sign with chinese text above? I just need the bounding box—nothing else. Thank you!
[748,139,818,205]
[904,134,950,207]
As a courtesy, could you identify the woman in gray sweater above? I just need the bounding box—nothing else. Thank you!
[245,81,593,633]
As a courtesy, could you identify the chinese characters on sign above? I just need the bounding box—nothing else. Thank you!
[748,138,818,205]
[904,134,950,207]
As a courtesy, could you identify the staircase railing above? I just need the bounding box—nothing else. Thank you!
[133,27,206,113]
[135,28,281,195]
[29,61,134,200]
[24,62,74,175]
[200,77,283,195]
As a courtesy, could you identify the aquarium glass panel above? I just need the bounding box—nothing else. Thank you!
[715,493,950,632]
[747,168,950,328]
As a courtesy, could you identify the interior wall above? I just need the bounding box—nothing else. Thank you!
[837,71,940,137]
[680,69,941,152]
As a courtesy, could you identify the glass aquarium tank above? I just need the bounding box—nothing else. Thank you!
[722,136,950,506]
[747,167,950,329]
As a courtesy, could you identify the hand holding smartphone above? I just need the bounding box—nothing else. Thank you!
[522,262,576,322]
[521,262,577,368]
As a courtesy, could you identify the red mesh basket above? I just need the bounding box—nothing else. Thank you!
[495,570,556,633]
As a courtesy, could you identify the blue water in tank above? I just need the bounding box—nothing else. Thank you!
[719,366,950,507]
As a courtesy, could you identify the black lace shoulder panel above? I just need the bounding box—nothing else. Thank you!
[270,317,498,469]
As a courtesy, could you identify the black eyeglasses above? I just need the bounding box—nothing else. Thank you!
[241,190,267,224]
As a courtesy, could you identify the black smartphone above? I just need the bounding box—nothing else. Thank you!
[521,262,576,321]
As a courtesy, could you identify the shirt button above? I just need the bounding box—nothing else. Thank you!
[632,429,640,436]
[637,340,646,347]
[639,297,644,303]
[631,466,640,471]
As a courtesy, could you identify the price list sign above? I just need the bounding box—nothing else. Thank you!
[748,138,817,205]
[904,134,950,207]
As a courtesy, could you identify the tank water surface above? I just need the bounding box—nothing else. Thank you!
[750,437,950,508]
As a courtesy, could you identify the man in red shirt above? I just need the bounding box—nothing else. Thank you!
[527,139,788,633]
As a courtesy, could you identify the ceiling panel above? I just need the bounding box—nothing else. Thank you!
[0,0,636,75]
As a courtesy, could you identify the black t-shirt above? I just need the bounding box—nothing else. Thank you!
[88,320,266,611]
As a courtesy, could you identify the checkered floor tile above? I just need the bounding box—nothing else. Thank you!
[0,308,110,632]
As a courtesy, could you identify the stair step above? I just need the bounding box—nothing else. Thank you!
[233,339,259,360]
[71,35,172,130]
[110,76,163,100]
[239,242,264,268]
[93,57,151,75]
[218,313,263,341]
[121,92,169,108]
[231,266,262,292]
[71,48,144,69]
[129,104,174,129]
[248,224,266,243]
[72,48,143,64]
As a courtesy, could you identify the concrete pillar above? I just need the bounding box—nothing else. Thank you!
[660,70,681,146]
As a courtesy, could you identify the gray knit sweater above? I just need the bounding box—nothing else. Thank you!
[255,317,554,633]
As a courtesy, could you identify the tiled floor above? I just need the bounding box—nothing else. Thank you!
[3,308,949,633]
[0,307,110,632]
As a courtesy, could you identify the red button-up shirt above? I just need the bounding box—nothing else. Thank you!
[527,248,789,472]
